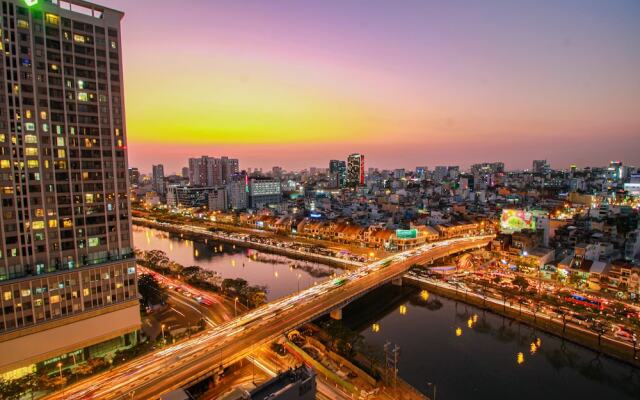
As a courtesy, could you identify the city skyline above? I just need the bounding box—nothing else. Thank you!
[100,0,640,172]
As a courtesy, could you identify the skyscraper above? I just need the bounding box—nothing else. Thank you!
[329,160,346,188]
[152,164,165,194]
[346,154,365,187]
[0,0,139,377]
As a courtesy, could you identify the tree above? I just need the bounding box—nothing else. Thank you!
[512,276,530,294]
[137,274,167,307]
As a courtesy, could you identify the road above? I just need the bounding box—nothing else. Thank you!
[44,235,493,400]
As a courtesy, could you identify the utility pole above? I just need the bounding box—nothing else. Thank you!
[384,341,400,388]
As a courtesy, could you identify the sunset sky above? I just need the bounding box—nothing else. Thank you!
[100,0,640,174]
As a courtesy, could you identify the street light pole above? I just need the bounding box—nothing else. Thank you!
[234,297,238,317]
[161,324,166,343]
[427,382,437,400]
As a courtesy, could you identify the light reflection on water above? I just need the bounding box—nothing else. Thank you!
[132,225,343,301]
[347,287,640,400]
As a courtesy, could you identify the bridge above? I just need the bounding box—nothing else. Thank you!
[46,235,493,400]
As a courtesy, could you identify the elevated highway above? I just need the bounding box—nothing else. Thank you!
[46,235,493,400]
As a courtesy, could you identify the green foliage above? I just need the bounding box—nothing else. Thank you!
[138,274,167,307]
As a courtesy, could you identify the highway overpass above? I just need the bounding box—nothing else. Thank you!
[46,235,493,400]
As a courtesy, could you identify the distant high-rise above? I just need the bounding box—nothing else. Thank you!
[329,160,346,187]
[532,160,549,174]
[181,166,190,179]
[128,167,140,186]
[189,156,238,186]
[346,154,365,187]
[0,0,139,378]
[152,164,165,194]
[221,156,239,184]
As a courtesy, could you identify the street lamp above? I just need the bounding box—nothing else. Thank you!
[161,324,166,343]
[427,382,437,400]
[57,362,63,379]
[234,297,239,317]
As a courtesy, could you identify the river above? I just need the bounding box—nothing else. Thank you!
[132,225,344,301]
[343,285,640,400]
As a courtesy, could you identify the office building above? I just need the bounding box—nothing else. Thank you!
[249,177,281,209]
[208,187,227,211]
[128,167,140,187]
[166,185,223,209]
[346,153,364,187]
[0,0,139,378]
[329,160,346,188]
[152,164,165,194]
[226,180,248,210]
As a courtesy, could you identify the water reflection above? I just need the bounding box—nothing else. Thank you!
[132,225,343,301]
[341,285,640,400]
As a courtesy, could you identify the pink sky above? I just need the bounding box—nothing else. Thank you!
[99,0,640,173]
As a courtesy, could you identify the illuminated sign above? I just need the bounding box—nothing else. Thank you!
[25,0,38,6]
[395,229,418,239]
[500,209,536,233]
[309,213,322,219]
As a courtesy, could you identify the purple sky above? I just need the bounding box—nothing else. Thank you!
[100,0,640,173]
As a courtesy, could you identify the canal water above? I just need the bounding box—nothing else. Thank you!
[345,286,640,400]
[132,225,344,301]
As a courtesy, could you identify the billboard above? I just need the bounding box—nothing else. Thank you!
[396,229,418,239]
[500,209,536,233]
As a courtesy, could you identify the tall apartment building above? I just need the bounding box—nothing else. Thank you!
[220,156,238,184]
[152,163,165,194]
[0,0,140,379]
[346,153,364,187]
[188,155,238,186]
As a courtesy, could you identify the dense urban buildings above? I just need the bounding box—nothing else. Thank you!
[0,0,139,380]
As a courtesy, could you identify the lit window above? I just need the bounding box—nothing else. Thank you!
[73,34,85,43]
[40,111,47,120]
[85,194,94,203]
[25,110,32,119]
[17,20,29,29]
[25,135,38,144]
[77,92,88,102]
[62,219,73,228]
[0,134,4,142]
[45,14,60,26]
[27,160,39,169]
[0,160,9,169]
[111,41,117,49]
[21,289,31,297]
[57,137,65,146]
[83,288,90,296]
[50,64,59,72]
[3,291,11,301]
[50,295,60,304]
[25,123,36,131]
[25,148,38,156]
[42,124,49,132]
[32,221,45,230]
[48,219,57,228]
[78,80,85,89]
[57,149,66,158]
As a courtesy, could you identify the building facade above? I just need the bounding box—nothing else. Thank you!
[152,164,165,194]
[346,153,364,187]
[0,0,139,377]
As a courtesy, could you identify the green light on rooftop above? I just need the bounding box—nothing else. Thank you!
[25,0,39,7]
